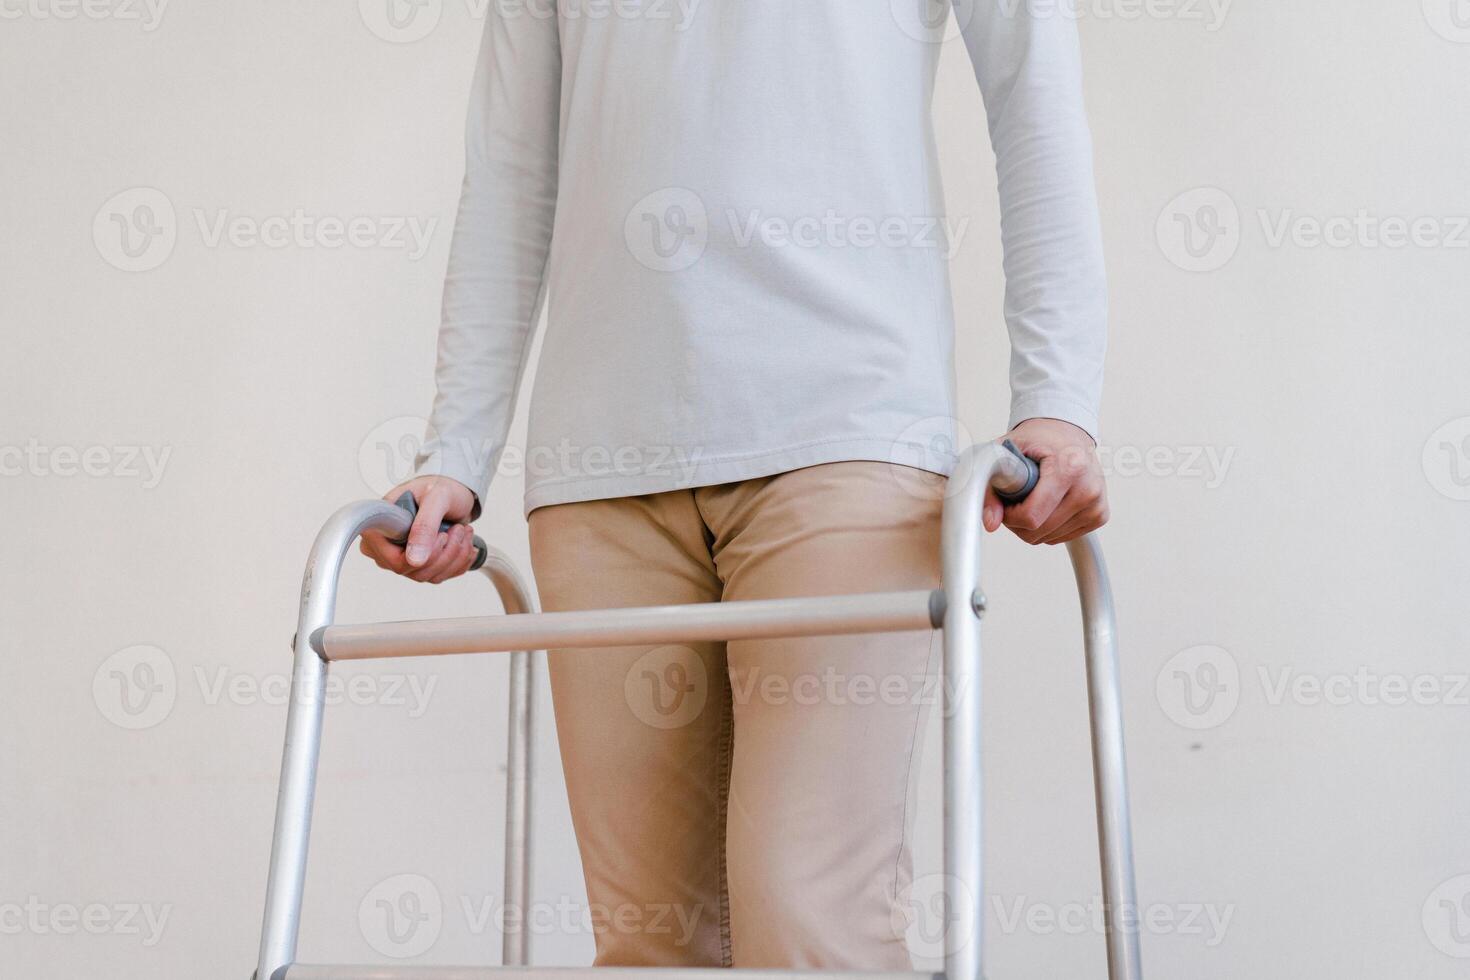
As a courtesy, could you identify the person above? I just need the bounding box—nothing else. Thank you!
[361,0,1109,969]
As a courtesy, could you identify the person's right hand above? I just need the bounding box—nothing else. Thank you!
[360,475,479,583]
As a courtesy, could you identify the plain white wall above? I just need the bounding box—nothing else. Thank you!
[4,2,1469,978]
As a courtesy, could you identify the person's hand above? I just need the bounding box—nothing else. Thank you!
[360,475,480,583]
[983,418,1109,545]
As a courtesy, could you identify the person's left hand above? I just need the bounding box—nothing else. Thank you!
[983,418,1109,545]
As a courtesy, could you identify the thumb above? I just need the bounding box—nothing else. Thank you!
[982,485,1004,533]
[405,490,449,567]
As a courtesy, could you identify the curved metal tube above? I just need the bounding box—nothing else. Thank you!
[942,444,1141,980]
[257,440,1137,980]
[256,501,539,980]
[1067,534,1142,980]
[940,442,1024,980]
[257,500,409,980]
[479,549,539,967]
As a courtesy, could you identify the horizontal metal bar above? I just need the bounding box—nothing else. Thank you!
[314,589,941,662]
[283,966,938,979]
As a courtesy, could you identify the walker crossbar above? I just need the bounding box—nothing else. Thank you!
[254,441,1143,980]
[281,968,938,979]
[312,589,943,661]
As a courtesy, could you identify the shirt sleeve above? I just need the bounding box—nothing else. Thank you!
[959,2,1108,443]
[413,8,561,513]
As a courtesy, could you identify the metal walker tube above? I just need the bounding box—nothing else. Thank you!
[255,501,540,980]
[480,550,538,969]
[938,443,1141,980]
[1068,533,1142,980]
[254,440,1142,980]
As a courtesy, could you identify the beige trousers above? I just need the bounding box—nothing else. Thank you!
[528,462,944,969]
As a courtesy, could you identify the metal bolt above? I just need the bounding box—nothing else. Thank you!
[971,589,987,617]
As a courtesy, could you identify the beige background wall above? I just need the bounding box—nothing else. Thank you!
[4,2,1469,978]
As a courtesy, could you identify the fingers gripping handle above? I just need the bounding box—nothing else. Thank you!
[392,492,489,572]
[995,439,1042,504]
[387,444,1032,571]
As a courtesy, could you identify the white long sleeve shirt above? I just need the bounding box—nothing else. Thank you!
[415,0,1107,515]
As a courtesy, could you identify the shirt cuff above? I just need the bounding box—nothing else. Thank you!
[1008,394,1100,446]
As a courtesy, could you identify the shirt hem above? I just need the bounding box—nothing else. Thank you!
[521,437,955,516]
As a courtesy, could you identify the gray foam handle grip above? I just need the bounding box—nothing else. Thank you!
[392,492,488,572]
[996,439,1042,504]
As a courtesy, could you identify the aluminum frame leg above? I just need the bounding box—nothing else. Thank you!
[940,455,986,980]
[938,442,1030,980]
[1068,535,1143,980]
[255,440,1140,980]
[939,444,1142,980]
[480,548,539,968]
[501,648,534,966]
[258,500,413,980]
[257,502,541,980]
